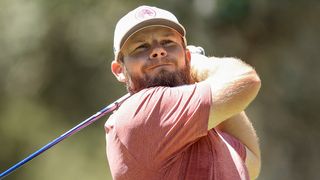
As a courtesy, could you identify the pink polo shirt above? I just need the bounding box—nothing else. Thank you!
[105,82,248,180]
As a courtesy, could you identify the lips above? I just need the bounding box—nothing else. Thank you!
[144,62,174,71]
[147,63,172,70]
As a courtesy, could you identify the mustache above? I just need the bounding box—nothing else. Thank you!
[141,58,176,70]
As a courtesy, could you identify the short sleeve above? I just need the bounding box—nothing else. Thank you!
[109,82,212,167]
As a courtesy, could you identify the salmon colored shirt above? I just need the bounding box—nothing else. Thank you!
[105,82,248,180]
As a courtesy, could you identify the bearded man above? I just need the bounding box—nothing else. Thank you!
[105,5,261,180]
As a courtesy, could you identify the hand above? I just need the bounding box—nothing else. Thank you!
[186,45,205,55]
[186,46,219,82]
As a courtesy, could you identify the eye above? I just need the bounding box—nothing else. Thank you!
[161,40,175,46]
[134,43,149,52]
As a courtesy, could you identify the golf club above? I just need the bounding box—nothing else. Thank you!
[0,46,206,179]
[0,93,130,179]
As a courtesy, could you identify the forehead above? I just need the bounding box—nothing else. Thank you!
[125,26,182,44]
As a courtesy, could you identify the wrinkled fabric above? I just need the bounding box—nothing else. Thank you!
[105,82,248,180]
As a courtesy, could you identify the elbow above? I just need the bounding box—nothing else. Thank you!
[232,69,261,114]
[226,58,261,96]
[251,69,261,86]
[248,69,261,98]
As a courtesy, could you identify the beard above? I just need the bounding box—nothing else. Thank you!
[123,58,192,94]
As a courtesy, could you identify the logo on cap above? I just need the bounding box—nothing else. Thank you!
[135,7,156,20]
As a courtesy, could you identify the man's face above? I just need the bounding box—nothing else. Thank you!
[115,26,192,93]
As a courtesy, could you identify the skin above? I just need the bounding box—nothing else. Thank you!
[217,112,261,179]
[112,26,192,93]
[111,26,261,179]
[191,55,261,179]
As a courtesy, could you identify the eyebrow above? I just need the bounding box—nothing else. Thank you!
[130,31,177,44]
[161,31,176,37]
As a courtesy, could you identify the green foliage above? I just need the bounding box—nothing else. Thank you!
[214,0,250,25]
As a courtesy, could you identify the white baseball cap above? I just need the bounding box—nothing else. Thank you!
[113,5,186,60]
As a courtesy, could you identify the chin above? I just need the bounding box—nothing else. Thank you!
[146,69,190,88]
[126,65,191,93]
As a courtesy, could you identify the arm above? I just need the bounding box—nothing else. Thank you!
[217,111,261,179]
[190,55,261,129]
[190,53,261,178]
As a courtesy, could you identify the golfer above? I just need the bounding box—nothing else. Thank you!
[105,5,261,180]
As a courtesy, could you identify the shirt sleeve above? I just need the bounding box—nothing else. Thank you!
[111,82,212,166]
[219,131,247,161]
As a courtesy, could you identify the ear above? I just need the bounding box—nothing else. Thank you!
[111,60,126,83]
[185,49,191,63]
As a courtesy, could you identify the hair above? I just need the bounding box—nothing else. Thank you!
[117,51,124,63]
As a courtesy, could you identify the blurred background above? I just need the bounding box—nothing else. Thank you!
[0,0,319,179]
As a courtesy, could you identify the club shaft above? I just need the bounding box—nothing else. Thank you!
[0,94,130,179]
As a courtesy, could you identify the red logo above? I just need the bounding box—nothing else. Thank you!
[135,7,156,20]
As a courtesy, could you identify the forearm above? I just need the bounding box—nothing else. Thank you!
[190,53,261,178]
[191,55,257,83]
[217,112,260,159]
[217,112,261,179]
[191,55,261,128]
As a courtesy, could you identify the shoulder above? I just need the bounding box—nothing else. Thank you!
[111,83,211,128]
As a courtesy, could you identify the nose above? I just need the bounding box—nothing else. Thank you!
[150,45,167,59]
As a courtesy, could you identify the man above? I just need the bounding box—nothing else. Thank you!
[105,5,261,180]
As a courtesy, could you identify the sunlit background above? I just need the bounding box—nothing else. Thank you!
[1,0,319,179]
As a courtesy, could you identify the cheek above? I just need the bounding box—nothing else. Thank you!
[171,48,187,66]
[123,58,144,77]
